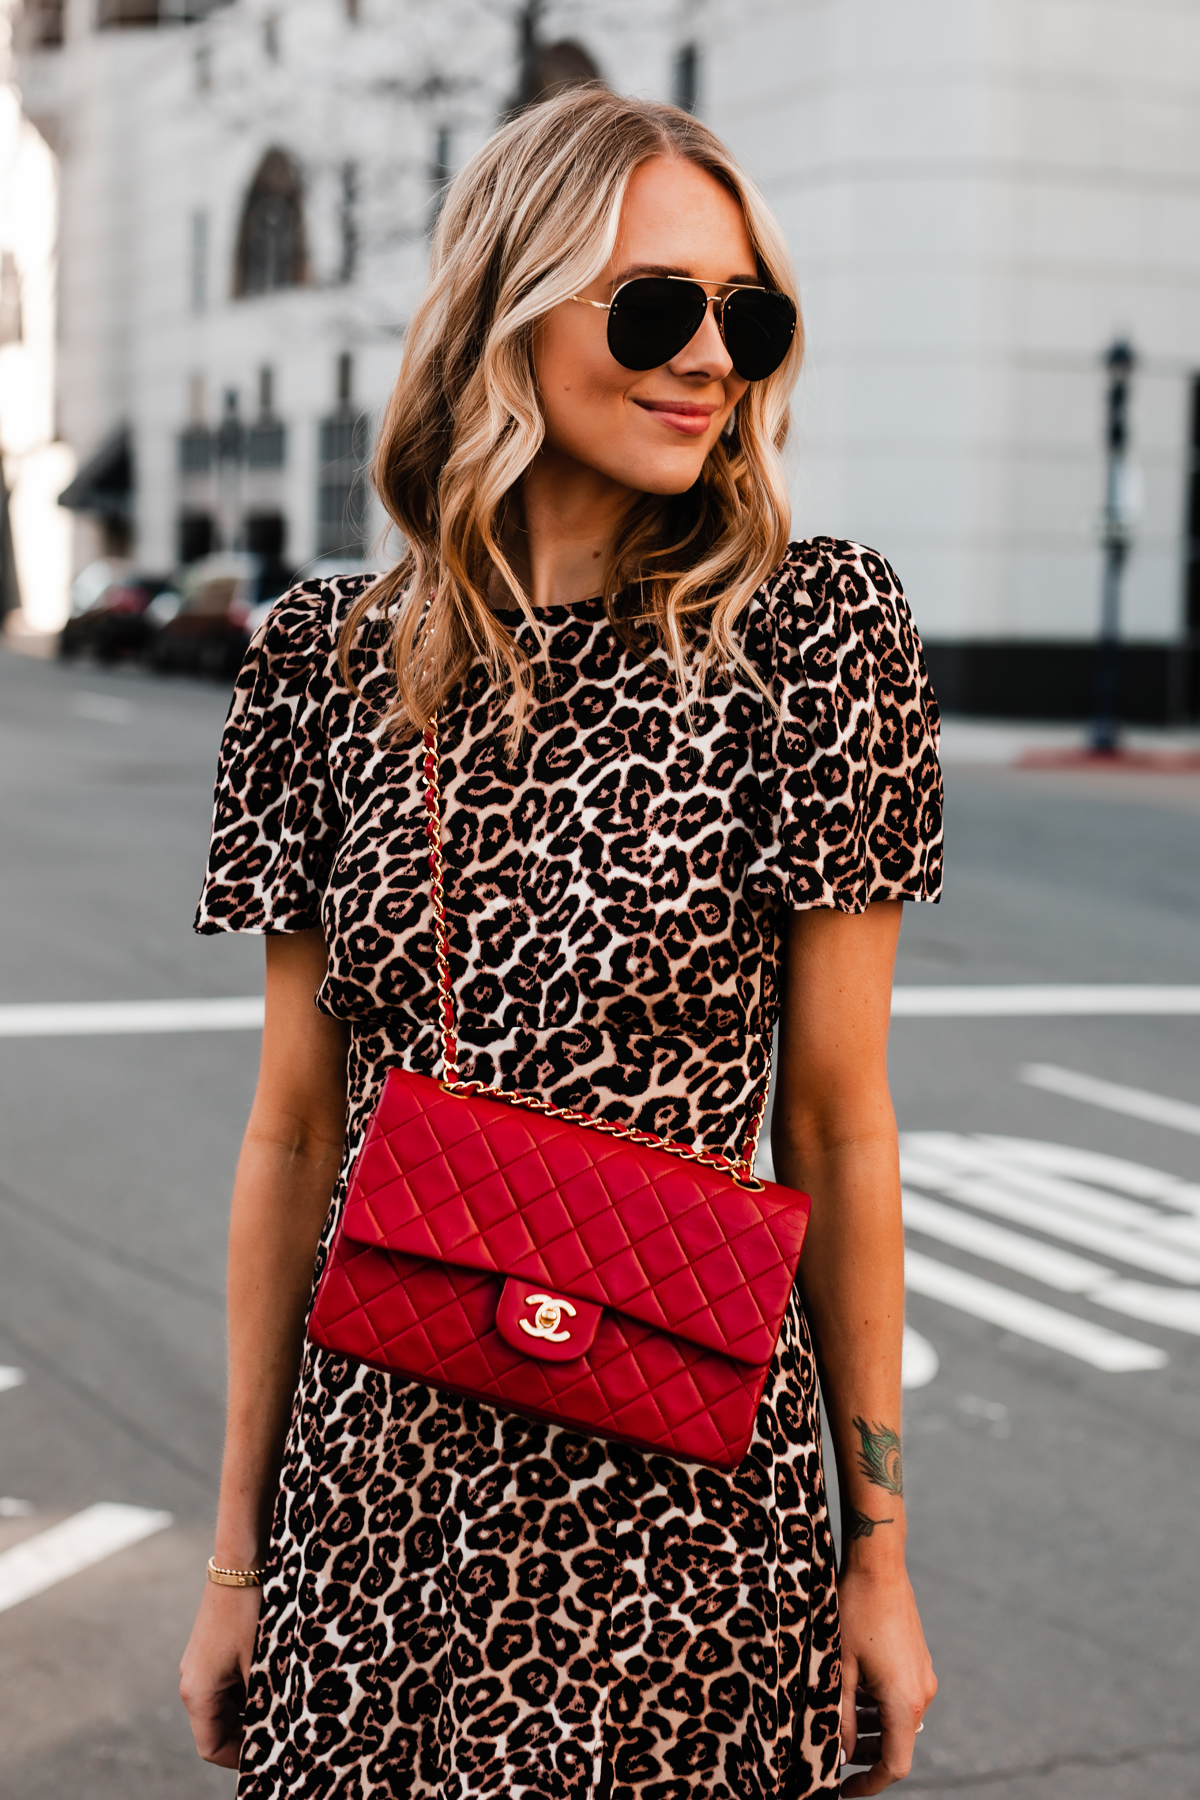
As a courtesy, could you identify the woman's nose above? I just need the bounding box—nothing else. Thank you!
[667,297,733,380]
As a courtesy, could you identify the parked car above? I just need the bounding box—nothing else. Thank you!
[58,571,174,663]
[147,554,293,678]
[236,554,380,640]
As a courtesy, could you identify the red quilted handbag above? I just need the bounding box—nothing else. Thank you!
[308,725,811,1469]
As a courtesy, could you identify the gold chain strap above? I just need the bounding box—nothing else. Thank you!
[421,719,768,1191]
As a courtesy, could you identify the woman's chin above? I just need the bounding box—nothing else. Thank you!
[614,446,715,498]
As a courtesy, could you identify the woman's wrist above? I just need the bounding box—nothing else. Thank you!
[839,1529,909,1579]
[212,1506,271,1571]
[838,1494,908,1574]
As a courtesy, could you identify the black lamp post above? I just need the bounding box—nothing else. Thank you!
[1090,339,1136,754]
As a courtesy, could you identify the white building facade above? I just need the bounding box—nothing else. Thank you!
[0,2,72,632]
[15,0,1200,719]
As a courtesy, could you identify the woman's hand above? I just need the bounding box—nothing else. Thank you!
[179,1583,263,1768]
[837,1564,937,1795]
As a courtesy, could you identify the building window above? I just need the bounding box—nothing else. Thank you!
[673,43,699,114]
[0,252,22,345]
[98,0,163,24]
[316,355,370,558]
[190,210,208,313]
[245,511,286,560]
[25,1,65,48]
[234,149,307,297]
[429,127,452,232]
[194,44,212,93]
[215,388,244,463]
[178,511,215,564]
[345,0,359,18]
[247,365,286,468]
[97,2,234,24]
[510,31,603,115]
[179,424,213,474]
[340,162,359,283]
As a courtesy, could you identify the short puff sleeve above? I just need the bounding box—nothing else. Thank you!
[747,539,944,913]
[194,587,343,934]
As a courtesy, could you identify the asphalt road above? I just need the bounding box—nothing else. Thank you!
[1,641,1198,1799]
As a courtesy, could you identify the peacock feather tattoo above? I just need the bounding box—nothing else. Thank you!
[853,1416,904,1496]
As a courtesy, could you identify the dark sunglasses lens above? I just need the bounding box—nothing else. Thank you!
[606,278,709,371]
[720,288,797,380]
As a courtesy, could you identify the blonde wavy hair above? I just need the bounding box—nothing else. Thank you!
[340,86,803,742]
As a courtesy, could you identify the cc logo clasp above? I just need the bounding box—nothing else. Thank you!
[519,1294,576,1343]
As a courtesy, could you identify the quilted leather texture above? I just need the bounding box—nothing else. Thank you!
[309,1069,811,1468]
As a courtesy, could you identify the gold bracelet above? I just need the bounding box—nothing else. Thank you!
[206,1556,265,1588]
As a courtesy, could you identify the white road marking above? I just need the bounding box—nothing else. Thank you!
[901,1326,939,1390]
[0,1503,171,1614]
[892,985,1200,1017]
[1092,1282,1200,1336]
[4,987,1196,1039]
[975,1136,1200,1213]
[904,1250,1166,1372]
[902,1190,1113,1292]
[69,692,135,725]
[0,1367,26,1394]
[898,1135,1200,1371]
[916,1172,1200,1283]
[1021,1063,1200,1138]
[903,1176,1200,1335]
[0,997,264,1038]
[901,1137,1200,1281]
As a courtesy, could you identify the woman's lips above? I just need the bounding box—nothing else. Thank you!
[633,399,719,438]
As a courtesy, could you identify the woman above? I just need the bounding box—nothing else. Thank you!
[181,88,941,1799]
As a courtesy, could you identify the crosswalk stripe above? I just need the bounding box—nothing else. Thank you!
[0,998,264,1037]
[903,1135,1165,1228]
[901,1325,939,1390]
[932,1174,1200,1282]
[1021,1063,1200,1138]
[892,985,1200,1017]
[900,1144,1200,1284]
[0,1504,172,1614]
[902,1190,1112,1292]
[914,1131,1200,1217]
[1092,1282,1200,1336]
[975,1136,1200,1213]
[904,1250,1166,1372]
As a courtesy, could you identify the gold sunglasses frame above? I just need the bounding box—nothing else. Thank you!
[570,275,788,375]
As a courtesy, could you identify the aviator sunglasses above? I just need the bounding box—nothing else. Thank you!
[573,275,797,381]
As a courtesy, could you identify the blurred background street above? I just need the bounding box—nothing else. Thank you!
[2,0,1200,1796]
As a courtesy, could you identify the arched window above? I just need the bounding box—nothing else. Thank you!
[234,150,307,298]
[510,38,603,114]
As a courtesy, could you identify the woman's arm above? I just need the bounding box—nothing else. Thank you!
[772,901,937,1797]
[179,930,349,1768]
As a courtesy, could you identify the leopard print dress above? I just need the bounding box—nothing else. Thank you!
[196,537,943,1800]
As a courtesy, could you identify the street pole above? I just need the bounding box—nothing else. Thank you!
[1090,339,1135,755]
